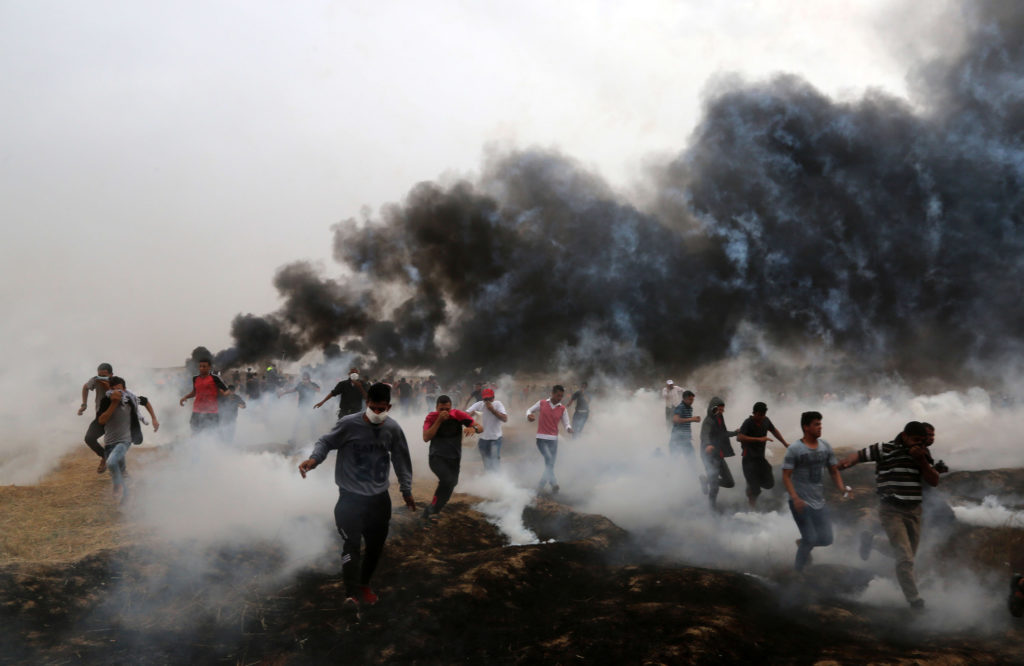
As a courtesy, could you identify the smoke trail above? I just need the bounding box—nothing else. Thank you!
[213,0,1024,390]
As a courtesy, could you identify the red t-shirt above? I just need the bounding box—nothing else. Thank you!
[193,374,227,414]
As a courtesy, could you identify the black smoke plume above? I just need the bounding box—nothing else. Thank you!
[213,1,1024,390]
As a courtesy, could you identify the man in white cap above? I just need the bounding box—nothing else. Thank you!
[662,380,684,431]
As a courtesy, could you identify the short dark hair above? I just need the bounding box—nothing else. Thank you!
[753,402,767,414]
[903,421,928,438]
[367,382,391,403]
[922,422,934,430]
[108,376,126,388]
[800,411,822,427]
[97,363,113,374]
[436,394,452,406]
[198,358,212,365]
[227,384,235,391]
[682,390,694,398]
[552,384,565,393]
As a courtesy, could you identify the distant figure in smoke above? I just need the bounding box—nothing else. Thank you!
[668,389,701,462]
[422,375,440,409]
[396,377,414,415]
[463,382,484,410]
[78,362,114,473]
[466,388,508,472]
[699,397,738,511]
[838,421,938,609]
[218,385,247,443]
[298,383,415,620]
[314,367,368,419]
[179,358,230,435]
[1010,541,1024,618]
[421,396,482,524]
[567,382,591,439]
[526,385,573,494]
[662,380,684,431]
[782,411,847,572]
[738,402,789,509]
[97,376,148,504]
[278,372,320,443]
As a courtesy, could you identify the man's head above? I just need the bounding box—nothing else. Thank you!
[97,363,113,377]
[682,390,695,405]
[365,382,392,423]
[666,380,674,388]
[482,388,495,402]
[922,422,935,446]
[752,401,768,423]
[902,421,928,447]
[108,376,126,390]
[551,385,565,404]
[197,359,212,376]
[800,411,823,438]
[581,382,589,389]
[436,395,452,412]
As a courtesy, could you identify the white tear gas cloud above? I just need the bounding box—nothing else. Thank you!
[208,0,1024,392]
[953,496,1024,529]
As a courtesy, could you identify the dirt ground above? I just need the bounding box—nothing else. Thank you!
[2,444,1024,665]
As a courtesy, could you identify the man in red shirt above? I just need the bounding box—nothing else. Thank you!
[526,384,574,494]
[421,395,481,524]
[179,358,230,435]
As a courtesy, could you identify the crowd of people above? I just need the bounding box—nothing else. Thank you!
[75,361,1022,623]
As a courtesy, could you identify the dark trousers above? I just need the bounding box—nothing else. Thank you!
[190,412,220,435]
[742,456,774,499]
[84,418,105,458]
[789,500,833,570]
[571,411,589,438]
[334,490,392,596]
[428,455,461,514]
[537,438,558,488]
[668,433,695,463]
[701,451,735,504]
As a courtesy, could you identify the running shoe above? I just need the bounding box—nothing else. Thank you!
[357,585,379,605]
[342,596,360,622]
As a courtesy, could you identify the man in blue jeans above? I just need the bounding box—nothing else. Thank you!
[782,411,850,571]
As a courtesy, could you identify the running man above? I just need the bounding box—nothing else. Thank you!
[78,362,114,472]
[466,388,508,471]
[422,396,482,523]
[526,385,573,494]
[298,383,415,621]
[668,389,700,462]
[179,358,230,436]
[314,367,368,419]
[97,376,146,503]
[279,372,320,443]
[699,397,738,511]
[738,402,789,508]
[567,382,591,439]
[783,411,848,572]
[838,421,938,609]
[218,385,247,443]
[662,380,684,430]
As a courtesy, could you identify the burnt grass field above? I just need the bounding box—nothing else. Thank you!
[2,449,1024,665]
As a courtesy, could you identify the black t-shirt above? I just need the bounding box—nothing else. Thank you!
[295,382,320,406]
[332,379,367,412]
[397,381,413,398]
[571,390,590,413]
[220,394,245,421]
[740,416,775,458]
[430,415,473,459]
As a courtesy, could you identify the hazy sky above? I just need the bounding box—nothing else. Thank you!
[0,0,941,368]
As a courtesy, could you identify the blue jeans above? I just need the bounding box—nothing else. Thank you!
[106,441,130,489]
[536,438,558,488]
[571,412,589,438]
[478,437,502,472]
[789,500,833,570]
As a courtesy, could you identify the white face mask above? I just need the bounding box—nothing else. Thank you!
[365,407,388,424]
[350,373,360,381]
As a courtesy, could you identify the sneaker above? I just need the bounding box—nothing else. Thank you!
[859,531,874,561]
[699,475,709,496]
[342,596,360,622]
[96,459,107,474]
[420,506,437,527]
[910,598,925,611]
[357,585,379,605]
[1009,574,1024,618]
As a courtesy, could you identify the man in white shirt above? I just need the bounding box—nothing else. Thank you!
[662,380,684,430]
[466,388,509,472]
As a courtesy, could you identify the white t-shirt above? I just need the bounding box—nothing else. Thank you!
[466,400,507,440]
[662,385,683,408]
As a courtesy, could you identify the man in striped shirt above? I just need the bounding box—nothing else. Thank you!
[838,421,939,609]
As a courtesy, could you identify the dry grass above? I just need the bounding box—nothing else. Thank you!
[0,445,159,565]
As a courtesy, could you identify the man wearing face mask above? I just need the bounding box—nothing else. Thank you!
[315,367,369,419]
[421,396,482,524]
[298,382,415,622]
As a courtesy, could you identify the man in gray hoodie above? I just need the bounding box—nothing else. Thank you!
[699,396,739,511]
[299,383,416,620]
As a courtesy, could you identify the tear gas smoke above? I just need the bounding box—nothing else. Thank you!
[212,1,1024,392]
